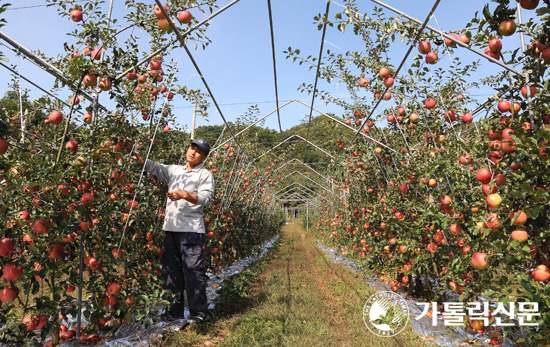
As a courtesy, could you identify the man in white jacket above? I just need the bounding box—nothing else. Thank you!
[133,138,215,324]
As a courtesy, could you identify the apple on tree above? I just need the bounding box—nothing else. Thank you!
[418,40,431,54]
[0,138,9,156]
[499,20,516,36]
[70,9,83,22]
[154,5,167,19]
[178,10,193,24]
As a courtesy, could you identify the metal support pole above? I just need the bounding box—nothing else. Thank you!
[347,0,443,150]
[307,202,309,232]
[369,0,523,76]
[516,2,536,130]
[191,96,197,140]
[0,31,110,112]
[115,0,242,81]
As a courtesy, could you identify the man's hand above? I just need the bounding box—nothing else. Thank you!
[167,190,187,201]
[167,190,199,204]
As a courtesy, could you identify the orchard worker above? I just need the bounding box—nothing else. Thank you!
[132,138,215,325]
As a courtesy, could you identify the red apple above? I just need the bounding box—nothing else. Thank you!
[126,71,137,80]
[444,33,457,48]
[150,60,162,70]
[510,210,527,226]
[18,211,30,220]
[531,264,550,282]
[486,193,502,209]
[511,228,529,242]
[425,52,438,64]
[83,73,97,87]
[457,33,470,45]
[462,112,473,123]
[99,77,112,91]
[499,116,511,127]
[425,99,436,109]
[34,219,51,234]
[484,47,500,60]
[521,84,537,98]
[65,140,78,152]
[358,78,369,87]
[81,192,94,205]
[499,20,516,36]
[501,137,516,154]
[476,168,492,184]
[2,263,23,281]
[494,173,506,186]
[49,111,63,125]
[0,285,18,302]
[384,76,394,87]
[444,110,456,122]
[154,4,167,19]
[70,9,83,22]
[379,67,390,78]
[0,138,8,155]
[459,154,472,165]
[163,126,171,133]
[471,252,488,269]
[91,48,103,60]
[450,224,462,235]
[158,18,173,31]
[520,0,539,9]
[410,113,419,123]
[83,113,93,124]
[489,39,503,53]
[497,100,510,113]
[49,245,65,259]
[418,41,431,54]
[107,282,121,295]
[178,10,193,24]
[542,48,550,64]
[0,238,14,257]
[427,242,438,254]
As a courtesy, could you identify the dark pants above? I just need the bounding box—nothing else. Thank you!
[161,231,208,318]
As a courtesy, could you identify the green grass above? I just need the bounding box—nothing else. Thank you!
[159,224,427,347]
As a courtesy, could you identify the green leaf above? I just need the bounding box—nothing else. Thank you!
[521,279,533,292]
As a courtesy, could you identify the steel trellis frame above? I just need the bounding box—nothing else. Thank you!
[154,0,254,162]
[0,61,86,117]
[0,31,111,113]
[211,99,296,152]
[115,0,242,81]
[272,170,330,191]
[293,99,398,154]
[368,0,523,76]
[276,188,323,206]
[273,181,330,202]
[273,158,340,186]
[302,0,331,161]
[266,0,283,133]
[253,134,335,163]
[347,0,442,150]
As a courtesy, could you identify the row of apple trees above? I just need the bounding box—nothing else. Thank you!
[297,0,550,345]
[0,0,284,345]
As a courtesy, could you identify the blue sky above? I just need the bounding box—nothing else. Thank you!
[0,0,535,134]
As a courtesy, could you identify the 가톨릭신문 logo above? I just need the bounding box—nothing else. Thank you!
[363,291,410,337]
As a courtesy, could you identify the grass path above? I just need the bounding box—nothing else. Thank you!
[160,223,427,346]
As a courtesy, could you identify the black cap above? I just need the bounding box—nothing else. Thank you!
[190,138,210,155]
